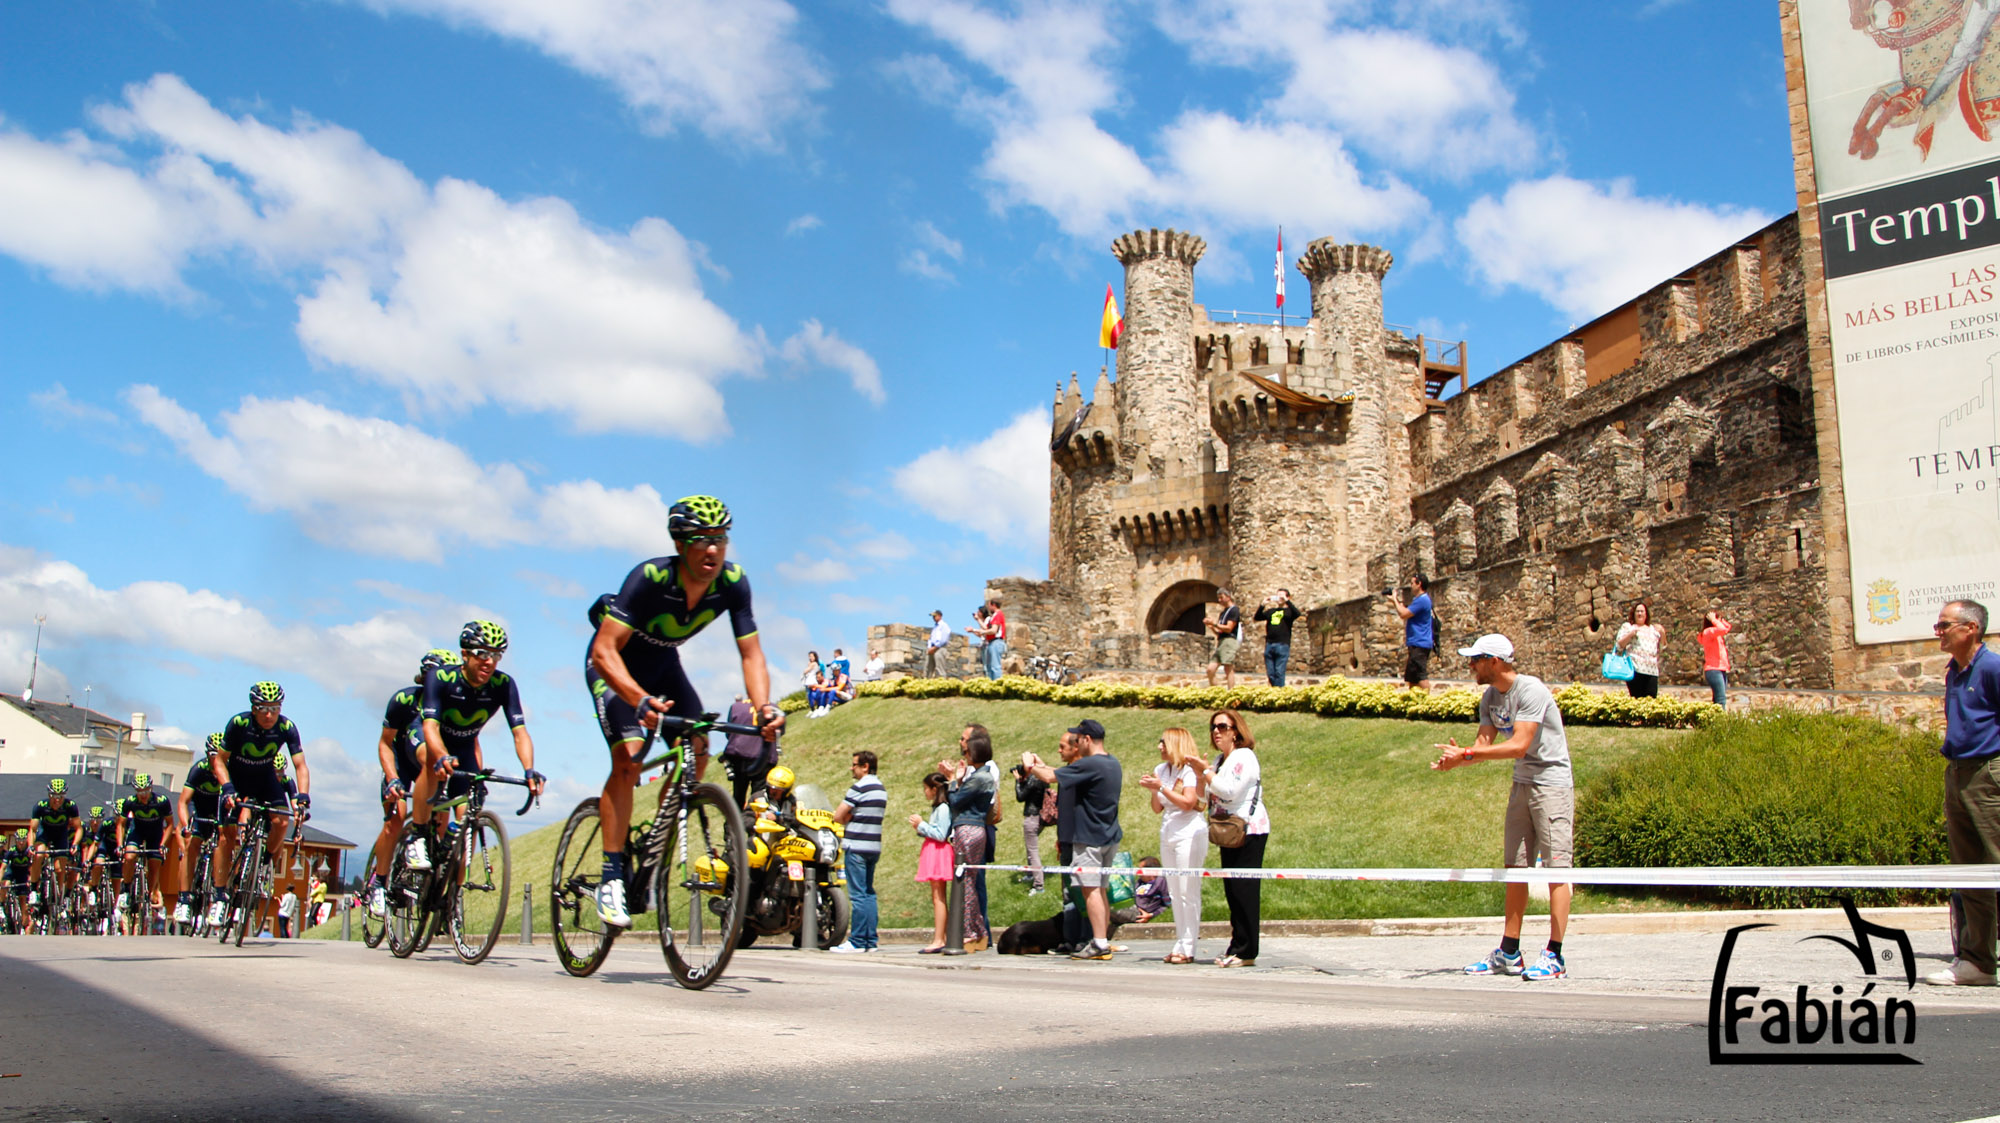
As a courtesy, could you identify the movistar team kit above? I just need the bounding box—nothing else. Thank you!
[3,843,31,889]
[87,814,120,856]
[419,664,526,794]
[379,684,424,808]
[221,712,303,809]
[122,791,172,850]
[32,798,80,851]
[584,557,758,750]
[184,756,225,837]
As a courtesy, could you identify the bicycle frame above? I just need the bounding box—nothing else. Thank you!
[629,713,765,890]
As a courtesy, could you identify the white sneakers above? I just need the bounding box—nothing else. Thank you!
[205,900,227,926]
[368,886,388,918]
[597,878,630,927]
[404,836,432,871]
[827,941,873,954]
[1922,958,1997,986]
[172,901,191,924]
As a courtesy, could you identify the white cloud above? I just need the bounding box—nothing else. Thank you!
[128,387,673,562]
[1154,113,1426,235]
[0,123,203,292]
[0,544,450,699]
[296,179,758,437]
[775,553,852,584]
[31,384,124,428]
[828,593,894,616]
[901,219,966,282]
[891,408,1050,547]
[516,570,588,599]
[1455,176,1773,322]
[784,213,822,236]
[776,320,886,405]
[847,528,916,562]
[344,0,827,146]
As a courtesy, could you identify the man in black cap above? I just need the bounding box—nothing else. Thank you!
[1023,718,1122,959]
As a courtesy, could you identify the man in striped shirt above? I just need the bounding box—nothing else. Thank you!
[830,750,887,953]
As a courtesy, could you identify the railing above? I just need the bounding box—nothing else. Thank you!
[1202,308,1294,325]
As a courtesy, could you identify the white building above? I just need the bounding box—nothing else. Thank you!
[0,694,190,790]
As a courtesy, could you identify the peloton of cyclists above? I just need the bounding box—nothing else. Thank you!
[205,682,310,928]
[403,623,545,873]
[584,495,782,927]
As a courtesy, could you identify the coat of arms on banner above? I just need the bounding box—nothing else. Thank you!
[1849,0,2000,160]
[1867,578,1903,625]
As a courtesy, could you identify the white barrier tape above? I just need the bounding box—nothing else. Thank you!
[958,863,2000,889]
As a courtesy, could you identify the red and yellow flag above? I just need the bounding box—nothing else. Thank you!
[1099,283,1123,349]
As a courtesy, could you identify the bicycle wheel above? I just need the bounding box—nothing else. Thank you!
[132,861,152,937]
[550,798,614,977]
[654,782,748,990]
[360,883,388,948]
[386,825,432,959]
[230,833,265,947]
[447,811,510,964]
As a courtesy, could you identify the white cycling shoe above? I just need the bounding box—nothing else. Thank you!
[172,901,191,924]
[368,886,387,918]
[404,836,432,871]
[205,900,227,926]
[596,878,631,928]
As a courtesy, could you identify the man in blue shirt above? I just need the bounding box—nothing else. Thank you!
[1391,575,1435,690]
[829,750,888,953]
[1928,598,2000,986]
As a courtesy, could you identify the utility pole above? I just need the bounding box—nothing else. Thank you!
[24,614,45,702]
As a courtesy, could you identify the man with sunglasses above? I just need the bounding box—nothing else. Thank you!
[585,494,781,927]
[1927,599,2000,986]
[174,734,226,925]
[208,681,309,927]
[405,622,545,871]
[1431,633,1572,981]
[364,650,458,909]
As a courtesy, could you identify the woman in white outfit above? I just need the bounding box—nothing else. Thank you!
[1139,726,1208,964]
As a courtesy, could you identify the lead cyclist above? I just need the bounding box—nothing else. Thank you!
[584,495,782,927]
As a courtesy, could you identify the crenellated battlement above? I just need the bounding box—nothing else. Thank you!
[1112,228,1207,267]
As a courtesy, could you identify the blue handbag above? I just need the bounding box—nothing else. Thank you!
[1601,650,1636,682]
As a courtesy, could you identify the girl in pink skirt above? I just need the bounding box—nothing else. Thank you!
[910,771,955,952]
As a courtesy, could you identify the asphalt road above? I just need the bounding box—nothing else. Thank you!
[4,921,2000,1122]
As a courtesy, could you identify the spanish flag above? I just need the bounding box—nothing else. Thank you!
[1099,283,1123,349]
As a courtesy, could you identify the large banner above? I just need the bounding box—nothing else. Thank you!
[1797,1,2000,644]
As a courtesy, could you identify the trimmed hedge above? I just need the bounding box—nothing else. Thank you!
[1576,711,1948,907]
[828,673,1716,728]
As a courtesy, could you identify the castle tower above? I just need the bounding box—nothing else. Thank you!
[1296,241,1414,596]
[1111,229,1207,482]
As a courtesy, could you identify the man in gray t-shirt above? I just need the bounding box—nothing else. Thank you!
[1430,633,1573,981]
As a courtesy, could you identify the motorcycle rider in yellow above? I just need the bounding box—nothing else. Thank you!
[206,681,309,928]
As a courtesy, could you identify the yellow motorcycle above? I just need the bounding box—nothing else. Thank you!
[736,769,849,948]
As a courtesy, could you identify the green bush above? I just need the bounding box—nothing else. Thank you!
[1576,712,1948,907]
[857,674,1714,729]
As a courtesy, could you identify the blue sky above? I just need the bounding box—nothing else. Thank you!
[1,0,1796,850]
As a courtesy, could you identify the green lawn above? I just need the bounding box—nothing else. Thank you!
[313,696,1687,940]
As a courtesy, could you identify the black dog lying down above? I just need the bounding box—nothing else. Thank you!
[996,907,1138,955]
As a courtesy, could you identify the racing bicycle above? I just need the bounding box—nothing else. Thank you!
[549,710,755,989]
[216,800,298,947]
[384,770,534,964]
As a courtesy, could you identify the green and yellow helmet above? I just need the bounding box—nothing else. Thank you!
[133,773,153,792]
[416,648,462,683]
[47,778,66,796]
[205,732,224,756]
[459,620,508,653]
[667,495,731,541]
[249,681,285,706]
[11,827,26,841]
[89,805,104,819]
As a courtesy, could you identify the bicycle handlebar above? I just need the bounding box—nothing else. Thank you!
[429,770,540,816]
[651,708,776,740]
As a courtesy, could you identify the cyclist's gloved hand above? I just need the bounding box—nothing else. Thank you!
[220,782,236,801]
[389,779,410,798]
[294,792,311,811]
[525,769,546,786]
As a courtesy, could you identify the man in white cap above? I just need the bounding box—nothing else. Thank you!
[1430,633,1572,980]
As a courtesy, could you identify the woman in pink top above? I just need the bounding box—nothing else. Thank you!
[1698,611,1732,708]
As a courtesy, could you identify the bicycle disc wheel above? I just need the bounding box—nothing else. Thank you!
[550,798,614,977]
[447,811,511,964]
[654,783,748,990]
[386,825,431,959]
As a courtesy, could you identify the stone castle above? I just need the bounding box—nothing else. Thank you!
[871,212,1943,697]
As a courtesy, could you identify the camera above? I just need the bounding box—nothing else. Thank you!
[1011,763,1028,778]
[1381,586,1394,597]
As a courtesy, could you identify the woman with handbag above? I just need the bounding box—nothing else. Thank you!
[1204,708,1269,968]
[1014,753,1055,896]
[1613,602,1664,698]
[1139,727,1208,963]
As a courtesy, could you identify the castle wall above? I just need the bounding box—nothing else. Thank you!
[1112,230,1207,482]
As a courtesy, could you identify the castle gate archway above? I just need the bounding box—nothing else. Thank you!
[1147,580,1220,635]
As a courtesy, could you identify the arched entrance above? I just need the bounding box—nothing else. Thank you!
[1147,580,1220,635]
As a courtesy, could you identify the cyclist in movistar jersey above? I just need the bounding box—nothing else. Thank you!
[78,805,116,873]
[364,649,457,915]
[29,778,83,895]
[3,830,31,928]
[584,495,782,926]
[173,734,226,924]
[405,623,545,872]
[207,682,310,927]
[121,774,176,927]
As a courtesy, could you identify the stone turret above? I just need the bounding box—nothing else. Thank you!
[1297,241,1412,597]
[1112,229,1207,482]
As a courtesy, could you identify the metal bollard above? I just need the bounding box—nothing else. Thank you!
[519,882,533,946]
[340,895,351,941]
[801,880,820,952]
[941,864,966,955]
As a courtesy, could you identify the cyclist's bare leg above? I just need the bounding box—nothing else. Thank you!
[268,812,294,879]
[372,800,405,878]
[212,819,244,895]
[599,740,643,857]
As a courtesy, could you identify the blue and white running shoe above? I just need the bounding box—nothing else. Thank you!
[1523,949,1567,980]
[1464,948,1524,976]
